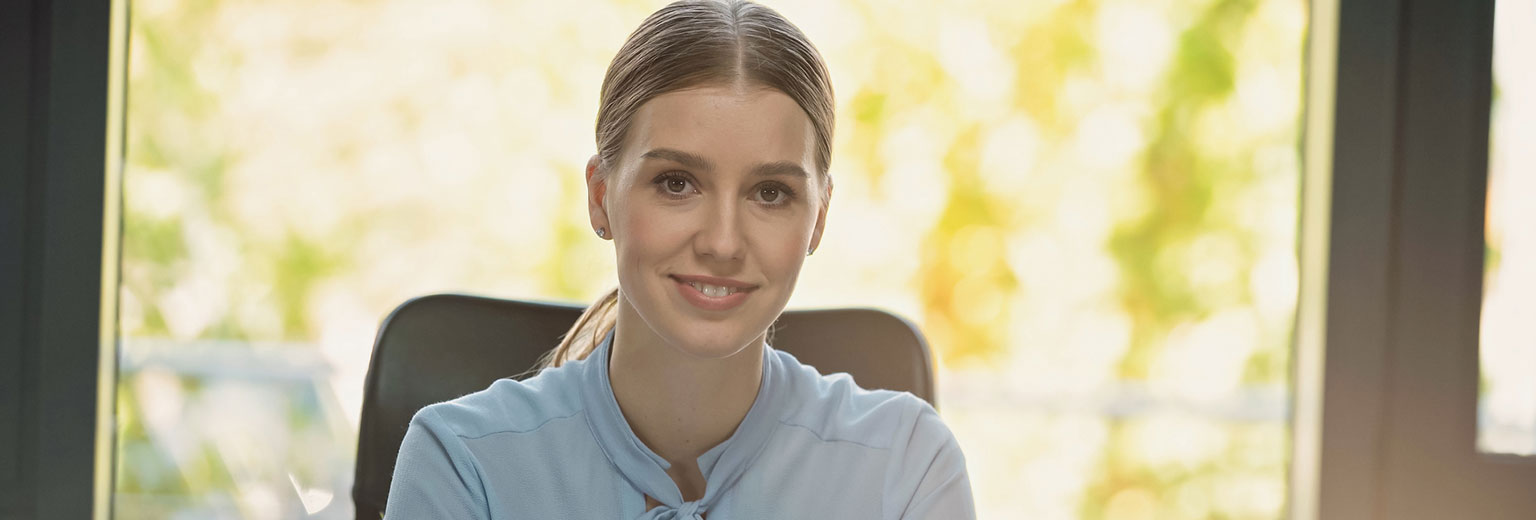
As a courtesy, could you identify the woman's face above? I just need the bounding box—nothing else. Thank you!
[587,84,829,359]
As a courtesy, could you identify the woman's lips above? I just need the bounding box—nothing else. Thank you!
[670,275,754,311]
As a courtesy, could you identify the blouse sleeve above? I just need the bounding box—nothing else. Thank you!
[384,406,491,520]
[889,398,977,520]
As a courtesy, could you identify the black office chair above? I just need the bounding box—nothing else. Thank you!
[351,293,937,519]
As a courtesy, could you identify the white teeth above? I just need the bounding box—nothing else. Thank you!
[686,281,737,298]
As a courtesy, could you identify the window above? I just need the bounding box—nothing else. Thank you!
[115,0,1306,517]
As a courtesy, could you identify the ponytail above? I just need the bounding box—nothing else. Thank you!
[537,287,620,370]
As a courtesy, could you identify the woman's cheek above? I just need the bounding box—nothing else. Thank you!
[752,218,810,274]
[620,202,683,256]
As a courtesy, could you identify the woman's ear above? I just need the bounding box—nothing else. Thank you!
[586,155,611,239]
[808,179,832,255]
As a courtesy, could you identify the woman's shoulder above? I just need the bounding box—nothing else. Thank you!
[771,349,949,452]
[409,361,587,440]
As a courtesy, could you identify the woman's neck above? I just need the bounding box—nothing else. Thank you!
[607,297,765,492]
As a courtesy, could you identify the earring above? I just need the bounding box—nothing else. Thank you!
[596,227,607,238]
[807,246,815,256]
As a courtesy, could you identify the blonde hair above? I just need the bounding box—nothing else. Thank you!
[541,0,836,368]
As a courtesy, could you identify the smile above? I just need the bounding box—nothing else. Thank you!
[670,274,756,311]
[684,280,740,297]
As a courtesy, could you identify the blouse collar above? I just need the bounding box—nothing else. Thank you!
[578,329,786,519]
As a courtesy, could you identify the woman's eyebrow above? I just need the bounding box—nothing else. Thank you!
[750,161,809,179]
[640,148,714,172]
[640,147,808,179]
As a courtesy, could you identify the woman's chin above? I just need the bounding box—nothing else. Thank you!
[663,326,761,360]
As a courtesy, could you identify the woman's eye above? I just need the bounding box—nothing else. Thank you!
[755,183,796,206]
[759,187,783,203]
[653,173,695,197]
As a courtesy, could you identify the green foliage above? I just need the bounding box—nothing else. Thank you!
[115,0,1306,517]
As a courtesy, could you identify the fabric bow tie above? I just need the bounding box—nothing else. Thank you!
[639,500,705,520]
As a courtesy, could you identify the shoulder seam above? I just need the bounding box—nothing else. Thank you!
[777,419,893,451]
[455,409,585,440]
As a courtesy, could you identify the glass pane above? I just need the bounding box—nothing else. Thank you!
[114,0,1305,517]
[1479,0,1536,457]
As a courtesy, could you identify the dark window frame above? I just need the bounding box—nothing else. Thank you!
[1292,0,1536,518]
[1,0,124,518]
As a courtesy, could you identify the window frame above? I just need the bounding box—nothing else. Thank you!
[0,0,126,518]
[1291,0,1536,518]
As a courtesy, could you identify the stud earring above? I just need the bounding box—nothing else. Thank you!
[596,227,607,238]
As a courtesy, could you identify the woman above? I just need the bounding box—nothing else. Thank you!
[385,1,975,518]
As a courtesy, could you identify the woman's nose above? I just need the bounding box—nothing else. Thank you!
[695,198,745,262]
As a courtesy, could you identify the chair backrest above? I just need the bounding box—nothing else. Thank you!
[351,293,936,519]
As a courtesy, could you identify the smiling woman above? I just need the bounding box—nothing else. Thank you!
[381,1,975,519]
[603,86,825,356]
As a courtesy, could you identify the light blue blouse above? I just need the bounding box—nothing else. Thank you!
[384,330,975,519]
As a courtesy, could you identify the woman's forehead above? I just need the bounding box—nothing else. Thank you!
[622,85,817,174]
